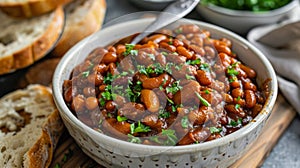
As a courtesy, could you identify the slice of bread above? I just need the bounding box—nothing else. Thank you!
[0,6,64,75]
[0,0,72,18]
[51,0,106,57]
[0,84,64,168]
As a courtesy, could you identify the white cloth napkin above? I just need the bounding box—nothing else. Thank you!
[247,14,300,114]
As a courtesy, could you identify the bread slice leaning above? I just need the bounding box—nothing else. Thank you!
[0,7,64,75]
[51,0,106,57]
[0,84,64,168]
[0,0,72,18]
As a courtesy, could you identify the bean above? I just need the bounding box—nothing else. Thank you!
[178,127,210,145]
[195,70,212,86]
[245,90,257,108]
[233,98,246,107]
[243,81,257,91]
[116,44,126,55]
[105,100,117,111]
[188,106,209,125]
[99,84,106,92]
[159,29,173,36]
[225,104,245,119]
[160,42,176,52]
[156,53,166,66]
[136,50,154,66]
[177,46,193,59]
[230,78,241,88]
[85,97,99,110]
[114,95,126,107]
[102,118,130,139]
[118,102,145,120]
[181,24,200,34]
[239,64,256,78]
[141,114,159,128]
[141,89,160,112]
[108,62,118,75]
[95,63,107,74]
[147,34,167,44]
[102,52,117,64]
[204,46,216,58]
[231,88,244,98]
[71,95,85,112]
[218,53,231,67]
[88,73,103,86]
[224,93,233,103]
[252,104,263,117]
[173,80,200,105]
[83,87,96,97]
[64,86,73,103]
[215,44,232,56]
[189,44,205,56]
[166,53,186,64]
[220,38,232,47]
[173,39,184,47]
[190,36,204,47]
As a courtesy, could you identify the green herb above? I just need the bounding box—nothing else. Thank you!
[99,98,106,106]
[81,71,90,78]
[168,41,173,45]
[186,59,201,65]
[237,96,241,101]
[149,135,161,144]
[186,74,195,80]
[161,51,168,56]
[158,109,170,119]
[148,53,155,60]
[204,89,210,94]
[235,104,241,109]
[174,28,183,34]
[201,0,291,12]
[162,129,178,146]
[227,67,239,76]
[130,50,138,56]
[54,164,61,168]
[104,73,113,84]
[229,75,238,83]
[117,116,127,122]
[127,134,142,144]
[181,116,189,129]
[200,63,210,71]
[209,127,222,134]
[229,118,243,127]
[195,92,211,107]
[232,61,240,68]
[130,121,151,134]
[166,81,182,95]
[123,44,136,56]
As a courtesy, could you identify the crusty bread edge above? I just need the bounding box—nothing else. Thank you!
[51,0,107,57]
[23,109,65,168]
[0,0,72,18]
[0,7,64,75]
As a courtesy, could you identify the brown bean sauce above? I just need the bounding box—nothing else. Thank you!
[63,24,267,146]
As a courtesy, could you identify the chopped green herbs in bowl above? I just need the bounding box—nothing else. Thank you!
[197,0,299,35]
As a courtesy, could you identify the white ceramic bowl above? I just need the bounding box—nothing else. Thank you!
[197,0,300,35]
[52,18,278,168]
[129,0,176,10]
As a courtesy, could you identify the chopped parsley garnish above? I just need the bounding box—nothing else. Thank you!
[148,53,155,60]
[200,63,210,71]
[161,51,168,56]
[186,59,201,65]
[166,81,182,95]
[181,116,189,129]
[235,104,241,109]
[158,109,170,119]
[117,116,128,122]
[127,134,142,144]
[229,118,242,127]
[227,66,239,76]
[204,89,210,94]
[123,44,136,56]
[162,129,178,146]
[209,127,222,134]
[195,92,211,107]
[174,28,183,34]
[130,121,151,134]
[186,74,195,80]
[81,71,90,78]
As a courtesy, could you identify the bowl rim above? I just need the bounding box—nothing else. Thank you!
[198,0,299,17]
[53,18,278,154]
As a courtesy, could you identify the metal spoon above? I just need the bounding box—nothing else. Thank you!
[130,0,200,44]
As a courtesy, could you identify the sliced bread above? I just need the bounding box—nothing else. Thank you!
[0,84,64,168]
[0,6,64,75]
[51,0,106,57]
[0,0,72,18]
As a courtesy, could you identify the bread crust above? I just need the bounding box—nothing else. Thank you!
[0,84,64,168]
[51,0,106,57]
[0,7,64,75]
[0,0,72,18]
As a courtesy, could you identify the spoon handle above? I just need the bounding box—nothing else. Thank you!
[131,0,200,44]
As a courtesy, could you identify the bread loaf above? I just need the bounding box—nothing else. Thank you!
[51,0,106,57]
[0,0,72,18]
[0,84,64,168]
[0,7,64,75]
